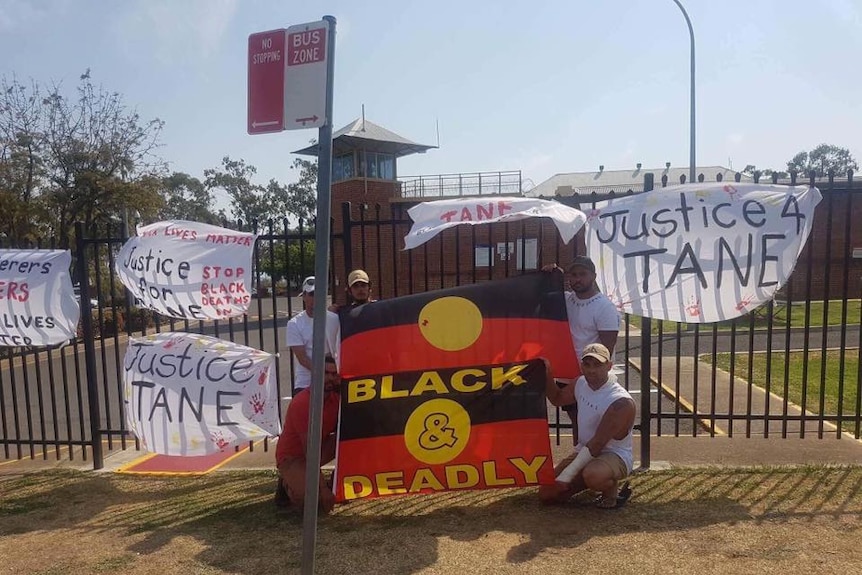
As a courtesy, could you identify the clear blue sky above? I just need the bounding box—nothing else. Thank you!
[2,0,860,206]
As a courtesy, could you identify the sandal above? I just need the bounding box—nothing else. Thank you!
[595,481,632,510]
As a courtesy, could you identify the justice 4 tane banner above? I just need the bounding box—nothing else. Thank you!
[123,332,280,455]
[339,272,579,380]
[334,359,555,501]
[116,220,256,321]
[403,197,587,250]
[586,183,821,322]
[0,249,79,347]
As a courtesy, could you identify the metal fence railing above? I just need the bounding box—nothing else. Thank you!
[1,170,859,470]
[398,170,522,199]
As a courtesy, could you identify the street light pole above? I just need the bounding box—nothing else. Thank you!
[671,0,695,184]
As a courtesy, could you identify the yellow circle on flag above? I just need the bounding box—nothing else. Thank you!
[418,296,483,351]
[404,399,471,465]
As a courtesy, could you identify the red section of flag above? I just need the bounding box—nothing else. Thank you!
[340,317,578,380]
[334,419,553,501]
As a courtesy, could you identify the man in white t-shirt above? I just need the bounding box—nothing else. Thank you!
[540,343,635,509]
[544,256,621,458]
[284,276,340,392]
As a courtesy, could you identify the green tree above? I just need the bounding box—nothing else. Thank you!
[256,238,316,286]
[204,156,319,226]
[787,144,858,177]
[741,165,788,180]
[157,171,223,224]
[286,156,317,223]
[204,157,283,225]
[0,70,165,246]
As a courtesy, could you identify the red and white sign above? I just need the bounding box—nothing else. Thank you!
[284,20,329,130]
[247,29,286,134]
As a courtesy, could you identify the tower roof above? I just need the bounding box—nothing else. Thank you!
[293,118,436,158]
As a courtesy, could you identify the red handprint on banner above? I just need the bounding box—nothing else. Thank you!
[250,393,266,415]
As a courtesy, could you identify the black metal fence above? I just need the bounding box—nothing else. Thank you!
[1,171,859,470]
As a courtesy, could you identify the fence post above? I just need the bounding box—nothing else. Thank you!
[75,222,103,470]
[341,201,354,279]
[639,173,654,469]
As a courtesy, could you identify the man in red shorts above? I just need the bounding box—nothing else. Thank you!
[274,354,341,513]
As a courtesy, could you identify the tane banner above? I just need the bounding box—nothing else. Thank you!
[116,221,256,320]
[339,273,579,380]
[404,197,587,250]
[123,332,280,455]
[586,183,821,322]
[0,249,79,347]
[334,359,555,501]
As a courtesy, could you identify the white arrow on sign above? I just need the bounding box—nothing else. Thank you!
[252,120,281,129]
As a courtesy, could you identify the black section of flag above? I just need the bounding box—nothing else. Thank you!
[339,359,549,441]
[339,272,567,340]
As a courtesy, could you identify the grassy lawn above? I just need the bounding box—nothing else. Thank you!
[628,299,861,333]
[710,350,861,432]
[1,467,862,574]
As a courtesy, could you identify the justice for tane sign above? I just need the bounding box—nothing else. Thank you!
[586,183,821,322]
[0,249,79,346]
[123,332,280,455]
[116,221,257,321]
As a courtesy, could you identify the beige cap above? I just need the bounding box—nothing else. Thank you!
[347,269,370,286]
[581,342,611,363]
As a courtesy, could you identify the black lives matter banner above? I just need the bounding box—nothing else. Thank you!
[0,249,79,346]
[586,183,821,322]
[334,359,554,502]
[116,220,256,321]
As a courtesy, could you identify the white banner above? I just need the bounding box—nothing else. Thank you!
[0,250,79,346]
[123,332,281,455]
[404,197,587,250]
[116,221,256,320]
[586,183,821,322]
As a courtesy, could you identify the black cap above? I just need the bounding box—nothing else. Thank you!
[568,256,596,274]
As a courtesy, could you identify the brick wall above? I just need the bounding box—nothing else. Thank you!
[330,180,862,304]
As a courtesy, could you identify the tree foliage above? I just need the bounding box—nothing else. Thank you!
[786,144,858,177]
[0,70,165,246]
[204,155,318,227]
[157,171,223,224]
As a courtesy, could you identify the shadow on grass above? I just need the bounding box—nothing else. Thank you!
[1,466,861,574]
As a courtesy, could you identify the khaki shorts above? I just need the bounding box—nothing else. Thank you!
[556,450,628,480]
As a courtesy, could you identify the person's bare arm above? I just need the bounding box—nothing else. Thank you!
[543,359,575,406]
[598,330,618,358]
[584,397,635,456]
[290,345,312,370]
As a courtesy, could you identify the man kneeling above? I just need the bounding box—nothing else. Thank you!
[540,343,635,508]
[275,354,341,513]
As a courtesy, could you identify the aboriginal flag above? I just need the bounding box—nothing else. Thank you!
[339,272,578,380]
[334,359,554,501]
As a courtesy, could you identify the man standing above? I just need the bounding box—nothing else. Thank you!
[329,268,375,314]
[274,354,341,513]
[557,256,621,361]
[540,343,635,508]
[285,276,340,391]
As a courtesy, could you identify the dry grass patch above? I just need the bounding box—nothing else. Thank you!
[1,466,861,574]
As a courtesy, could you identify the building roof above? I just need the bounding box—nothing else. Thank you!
[525,165,753,198]
[293,118,437,158]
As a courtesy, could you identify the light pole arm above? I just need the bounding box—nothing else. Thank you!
[671,0,696,184]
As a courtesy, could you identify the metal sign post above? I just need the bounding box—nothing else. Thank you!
[247,15,336,572]
[300,14,336,575]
